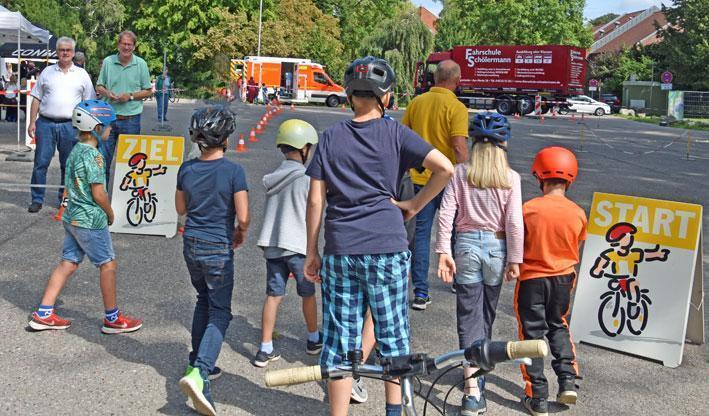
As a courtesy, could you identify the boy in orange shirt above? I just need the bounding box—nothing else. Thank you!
[513,146,587,416]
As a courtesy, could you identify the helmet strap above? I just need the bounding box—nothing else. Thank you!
[376,96,386,117]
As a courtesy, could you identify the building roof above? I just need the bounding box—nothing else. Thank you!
[590,6,668,55]
[417,6,438,34]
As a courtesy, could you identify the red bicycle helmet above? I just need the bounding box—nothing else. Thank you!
[606,222,637,242]
[128,152,148,167]
[531,146,578,184]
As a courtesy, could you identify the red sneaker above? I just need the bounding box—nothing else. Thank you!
[101,312,142,334]
[29,311,71,331]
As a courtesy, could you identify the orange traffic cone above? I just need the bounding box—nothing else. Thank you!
[540,116,545,124]
[236,134,247,153]
[248,129,259,143]
[54,191,67,221]
[256,121,263,134]
[341,103,346,111]
[290,103,295,111]
[552,110,557,119]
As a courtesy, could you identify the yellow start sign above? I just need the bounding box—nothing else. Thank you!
[587,193,701,250]
[571,192,703,367]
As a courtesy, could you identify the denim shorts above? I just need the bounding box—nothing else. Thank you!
[61,222,115,267]
[319,251,411,368]
[454,231,507,285]
[266,254,315,297]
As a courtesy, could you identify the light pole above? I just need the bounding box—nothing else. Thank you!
[257,0,263,57]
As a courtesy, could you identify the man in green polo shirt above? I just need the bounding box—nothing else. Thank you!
[96,30,152,179]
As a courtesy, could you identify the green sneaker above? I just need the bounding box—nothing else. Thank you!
[185,365,223,381]
[179,367,216,416]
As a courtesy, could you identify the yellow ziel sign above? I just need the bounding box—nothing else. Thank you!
[116,135,183,166]
[587,193,701,250]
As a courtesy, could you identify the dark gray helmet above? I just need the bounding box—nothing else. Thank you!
[344,56,396,97]
[189,106,236,147]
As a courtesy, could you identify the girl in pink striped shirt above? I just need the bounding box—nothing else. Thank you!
[436,112,523,415]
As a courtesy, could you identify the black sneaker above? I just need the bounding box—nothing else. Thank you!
[411,295,432,310]
[557,377,578,405]
[28,202,42,213]
[306,334,323,355]
[522,396,548,416]
[252,350,281,368]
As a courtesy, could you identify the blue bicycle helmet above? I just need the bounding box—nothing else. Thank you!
[470,112,511,145]
[72,100,116,132]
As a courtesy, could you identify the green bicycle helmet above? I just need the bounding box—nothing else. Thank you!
[276,119,318,150]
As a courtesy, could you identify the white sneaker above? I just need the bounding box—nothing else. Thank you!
[350,377,368,403]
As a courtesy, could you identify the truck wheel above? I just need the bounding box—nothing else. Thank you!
[518,96,534,115]
[594,107,605,116]
[557,105,570,115]
[326,95,340,108]
[496,100,513,115]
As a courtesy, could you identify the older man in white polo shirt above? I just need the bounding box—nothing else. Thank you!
[28,36,95,213]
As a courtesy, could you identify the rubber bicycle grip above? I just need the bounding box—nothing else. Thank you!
[265,365,323,387]
[506,340,548,360]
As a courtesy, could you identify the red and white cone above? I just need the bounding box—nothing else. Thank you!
[236,134,247,153]
[248,129,259,143]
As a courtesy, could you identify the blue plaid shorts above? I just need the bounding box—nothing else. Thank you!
[319,251,411,367]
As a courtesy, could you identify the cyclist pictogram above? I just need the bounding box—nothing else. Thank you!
[590,222,670,337]
[119,152,167,226]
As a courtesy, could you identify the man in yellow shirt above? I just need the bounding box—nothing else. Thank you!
[402,60,469,310]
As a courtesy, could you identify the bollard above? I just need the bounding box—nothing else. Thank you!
[686,131,693,160]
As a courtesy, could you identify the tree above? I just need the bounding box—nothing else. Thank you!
[435,0,593,50]
[589,13,620,27]
[589,49,654,95]
[315,0,405,64]
[647,0,709,90]
[358,3,434,103]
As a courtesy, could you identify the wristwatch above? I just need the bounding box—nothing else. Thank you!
[129,93,134,101]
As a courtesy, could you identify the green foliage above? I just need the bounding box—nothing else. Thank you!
[435,0,593,50]
[647,0,709,90]
[589,49,654,95]
[358,4,434,103]
[589,13,620,27]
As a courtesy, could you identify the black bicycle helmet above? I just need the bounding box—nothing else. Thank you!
[189,106,236,147]
[470,112,511,147]
[344,56,396,98]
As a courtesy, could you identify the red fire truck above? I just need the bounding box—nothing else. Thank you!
[414,45,587,115]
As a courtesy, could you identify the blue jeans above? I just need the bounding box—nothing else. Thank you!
[101,114,141,179]
[156,93,169,121]
[61,223,115,267]
[183,236,234,373]
[30,117,77,204]
[411,185,444,298]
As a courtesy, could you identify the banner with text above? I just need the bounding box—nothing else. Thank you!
[570,192,703,367]
[109,135,184,238]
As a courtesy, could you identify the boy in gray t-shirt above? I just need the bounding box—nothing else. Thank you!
[253,119,321,368]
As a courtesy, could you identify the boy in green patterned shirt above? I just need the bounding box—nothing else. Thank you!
[29,100,142,334]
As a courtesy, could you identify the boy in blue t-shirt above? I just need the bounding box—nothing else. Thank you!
[176,106,249,416]
[304,56,454,416]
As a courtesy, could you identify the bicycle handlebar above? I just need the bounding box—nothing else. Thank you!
[265,365,322,387]
[265,340,547,388]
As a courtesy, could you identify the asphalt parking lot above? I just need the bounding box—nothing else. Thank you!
[0,101,707,415]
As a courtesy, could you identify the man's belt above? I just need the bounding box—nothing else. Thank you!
[39,115,71,123]
[116,114,138,120]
